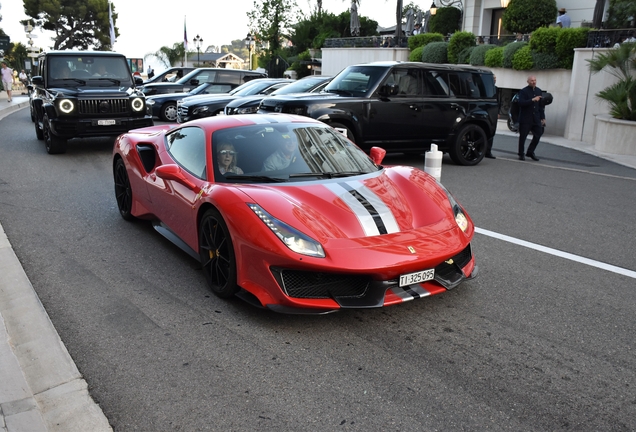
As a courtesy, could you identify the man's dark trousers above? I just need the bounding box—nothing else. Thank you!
[518,123,543,156]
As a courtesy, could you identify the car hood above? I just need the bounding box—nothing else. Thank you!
[47,87,139,98]
[232,167,468,247]
[180,94,236,106]
[226,95,263,107]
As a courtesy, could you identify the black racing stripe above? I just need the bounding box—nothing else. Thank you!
[403,287,421,299]
[339,182,388,235]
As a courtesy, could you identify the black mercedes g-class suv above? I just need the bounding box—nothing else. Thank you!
[30,51,153,154]
[258,61,498,165]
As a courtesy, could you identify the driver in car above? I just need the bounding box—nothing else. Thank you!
[262,133,298,171]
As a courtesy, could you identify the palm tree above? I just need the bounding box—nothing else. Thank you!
[588,42,636,121]
[145,42,187,68]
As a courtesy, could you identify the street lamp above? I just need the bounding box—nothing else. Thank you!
[430,1,437,15]
[193,34,203,65]
[245,33,254,70]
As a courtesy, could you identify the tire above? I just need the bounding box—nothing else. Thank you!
[114,158,136,221]
[507,117,518,132]
[30,103,36,122]
[34,117,44,140]
[329,122,355,143]
[199,208,238,299]
[160,102,177,122]
[43,115,67,154]
[449,124,487,166]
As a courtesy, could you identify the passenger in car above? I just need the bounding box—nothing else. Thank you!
[262,133,298,171]
[217,143,244,175]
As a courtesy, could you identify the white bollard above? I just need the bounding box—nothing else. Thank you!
[424,144,443,182]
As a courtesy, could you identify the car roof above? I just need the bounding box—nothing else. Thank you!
[352,61,491,73]
[40,50,125,57]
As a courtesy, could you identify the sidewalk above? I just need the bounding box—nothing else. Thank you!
[0,90,634,432]
[0,92,112,431]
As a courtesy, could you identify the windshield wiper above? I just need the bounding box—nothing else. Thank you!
[224,175,289,183]
[289,171,367,179]
[94,78,122,85]
[58,78,86,85]
[325,89,354,96]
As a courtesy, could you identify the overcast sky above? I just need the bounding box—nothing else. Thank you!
[1,0,404,72]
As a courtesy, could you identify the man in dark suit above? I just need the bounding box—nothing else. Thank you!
[517,75,545,161]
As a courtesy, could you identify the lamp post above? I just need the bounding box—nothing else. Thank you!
[193,34,203,65]
[245,33,254,70]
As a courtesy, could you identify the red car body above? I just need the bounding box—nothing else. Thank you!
[113,114,477,313]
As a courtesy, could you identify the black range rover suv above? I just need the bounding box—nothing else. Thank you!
[30,51,153,154]
[258,62,498,165]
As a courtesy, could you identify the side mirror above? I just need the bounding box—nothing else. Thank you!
[190,79,200,86]
[379,84,399,97]
[369,147,386,165]
[31,76,44,86]
[134,76,143,86]
[155,164,198,191]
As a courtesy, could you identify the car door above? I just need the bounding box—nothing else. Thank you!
[146,126,209,249]
[365,68,425,149]
[418,70,465,140]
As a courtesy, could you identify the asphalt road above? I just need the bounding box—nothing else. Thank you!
[1,109,635,431]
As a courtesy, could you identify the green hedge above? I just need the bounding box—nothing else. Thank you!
[529,27,560,54]
[448,31,476,64]
[503,41,527,68]
[469,44,497,66]
[408,32,444,51]
[409,46,424,62]
[556,28,590,68]
[512,45,533,70]
[421,42,449,64]
[457,46,475,64]
[484,46,504,67]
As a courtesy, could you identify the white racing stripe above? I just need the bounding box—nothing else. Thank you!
[476,227,636,279]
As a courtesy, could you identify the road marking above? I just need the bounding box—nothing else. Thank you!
[502,157,636,182]
[475,227,636,280]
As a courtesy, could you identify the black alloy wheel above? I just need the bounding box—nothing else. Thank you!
[114,158,135,221]
[449,124,487,166]
[42,115,67,154]
[199,208,238,298]
[507,117,519,132]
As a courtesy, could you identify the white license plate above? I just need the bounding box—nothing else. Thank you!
[399,269,435,287]
[98,119,116,126]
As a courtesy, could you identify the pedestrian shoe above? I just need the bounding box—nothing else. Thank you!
[526,153,540,161]
[518,154,525,161]
[485,153,496,159]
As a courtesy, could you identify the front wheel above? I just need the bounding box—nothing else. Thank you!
[507,117,519,132]
[448,124,487,166]
[199,209,238,298]
[43,115,67,154]
[114,158,136,221]
[160,102,177,122]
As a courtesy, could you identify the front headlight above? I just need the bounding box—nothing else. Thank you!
[192,106,210,115]
[131,97,145,112]
[248,204,325,258]
[237,106,258,114]
[438,184,469,232]
[58,99,75,114]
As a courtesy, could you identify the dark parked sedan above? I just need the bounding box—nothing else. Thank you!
[177,78,292,123]
[147,82,237,121]
[141,68,267,96]
[224,75,332,115]
[143,67,195,85]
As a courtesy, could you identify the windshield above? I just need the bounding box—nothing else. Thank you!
[271,77,330,95]
[324,66,387,97]
[229,80,278,97]
[47,55,132,87]
[212,123,379,183]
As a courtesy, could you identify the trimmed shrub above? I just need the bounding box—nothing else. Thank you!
[556,27,590,68]
[531,51,560,69]
[503,41,527,68]
[421,42,449,64]
[512,45,533,70]
[409,46,424,62]
[457,46,475,64]
[485,46,504,67]
[408,32,444,50]
[502,0,558,34]
[448,31,476,64]
[529,27,560,54]
[469,44,497,66]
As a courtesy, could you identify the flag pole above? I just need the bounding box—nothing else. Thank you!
[183,16,188,66]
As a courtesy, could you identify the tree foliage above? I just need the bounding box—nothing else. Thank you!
[145,43,186,68]
[22,0,118,50]
[502,0,557,34]
[247,0,301,55]
[291,10,377,53]
[429,7,461,36]
[605,0,636,29]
